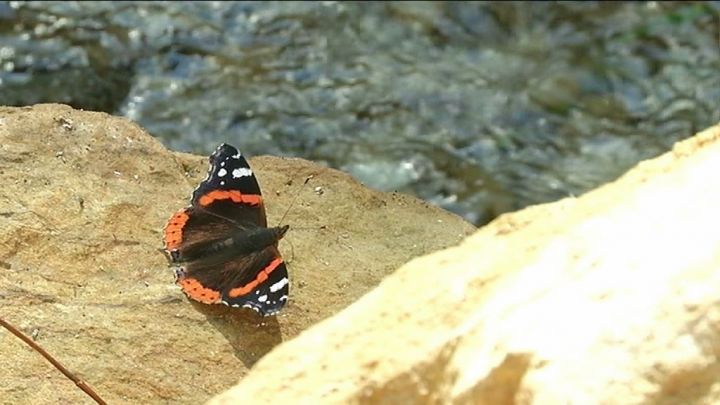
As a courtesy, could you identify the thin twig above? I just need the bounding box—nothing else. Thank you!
[0,316,107,405]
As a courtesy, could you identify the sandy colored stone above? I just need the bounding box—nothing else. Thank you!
[0,104,476,404]
[210,123,720,405]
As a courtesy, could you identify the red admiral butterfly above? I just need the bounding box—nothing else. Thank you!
[163,144,289,316]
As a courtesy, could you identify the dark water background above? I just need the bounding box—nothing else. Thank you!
[1,1,718,225]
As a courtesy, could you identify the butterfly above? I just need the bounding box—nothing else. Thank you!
[163,144,289,316]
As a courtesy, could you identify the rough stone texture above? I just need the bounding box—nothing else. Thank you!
[210,123,720,405]
[0,104,476,404]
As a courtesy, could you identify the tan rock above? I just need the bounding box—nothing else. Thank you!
[0,104,476,404]
[209,123,720,405]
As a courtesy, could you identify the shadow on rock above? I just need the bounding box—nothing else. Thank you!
[189,301,282,368]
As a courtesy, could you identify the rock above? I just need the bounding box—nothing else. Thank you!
[209,123,720,404]
[0,104,476,404]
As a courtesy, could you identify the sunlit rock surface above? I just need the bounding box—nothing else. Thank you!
[211,123,720,404]
[0,104,475,404]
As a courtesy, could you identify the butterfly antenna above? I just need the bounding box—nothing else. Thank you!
[277,175,312,227]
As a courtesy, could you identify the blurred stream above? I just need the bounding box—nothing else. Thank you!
[1,1,718,224]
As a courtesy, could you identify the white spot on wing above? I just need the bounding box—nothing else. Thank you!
[232,167,253,178]
[270,277,288,293]
[232,152,242,159]
[218,168,227,177]
[258,295,268,302]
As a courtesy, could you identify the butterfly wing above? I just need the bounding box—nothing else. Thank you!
[232,257,289,316]
[164,143,269,259]
[177,245,290,315]
[191,143,267,227]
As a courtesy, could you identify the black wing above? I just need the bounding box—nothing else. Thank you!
[164,143,266,258]
[179,245,289,316]
[191,143,267,228]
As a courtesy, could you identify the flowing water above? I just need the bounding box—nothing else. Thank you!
[1,1,718,224]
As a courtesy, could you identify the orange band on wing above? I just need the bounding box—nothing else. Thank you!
[178,277,221,304]
[163,209,190,250]
[198,190,262,207]
[227,257,283,298]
